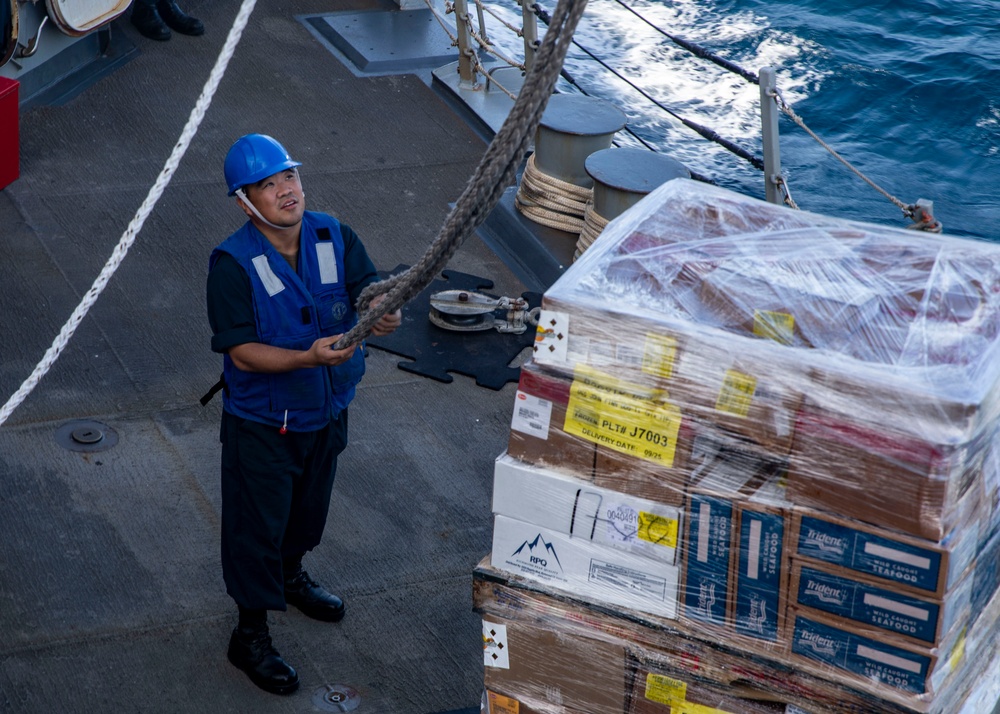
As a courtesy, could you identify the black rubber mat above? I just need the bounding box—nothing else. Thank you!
[366,265,541,390]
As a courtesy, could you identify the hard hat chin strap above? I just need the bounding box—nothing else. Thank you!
[234,188,286,230]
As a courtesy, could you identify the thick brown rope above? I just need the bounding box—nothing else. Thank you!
[334,0,590,350]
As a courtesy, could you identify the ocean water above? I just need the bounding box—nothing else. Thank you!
[485,0,1000,241]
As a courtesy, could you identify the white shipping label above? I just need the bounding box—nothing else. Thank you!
[482,621,510,669]
[747,519,762,580]
[602,500,640,545]
[511,391,552,439]
[533,310,570,363]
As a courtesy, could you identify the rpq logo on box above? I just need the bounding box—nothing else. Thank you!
[510,533,563,575]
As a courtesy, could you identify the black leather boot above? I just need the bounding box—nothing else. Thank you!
[156,1,204,36]
[284,564,346,622]
[227,624,299,695]
[130,3,171,41]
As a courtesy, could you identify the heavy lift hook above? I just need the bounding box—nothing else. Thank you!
[429,290,541,334]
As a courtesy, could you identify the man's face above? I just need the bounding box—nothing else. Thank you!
[243,168,305,227]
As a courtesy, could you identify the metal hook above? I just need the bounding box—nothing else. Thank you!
[17,14,47,59]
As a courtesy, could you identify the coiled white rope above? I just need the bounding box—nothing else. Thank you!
[575,199,608,259]
[0,0,258,428]
[515,153,592,234]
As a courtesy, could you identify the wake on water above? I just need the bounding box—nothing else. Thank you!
[484,0,1000,241]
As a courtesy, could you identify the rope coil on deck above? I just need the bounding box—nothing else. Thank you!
[575,200,609,259]
[514,154,592,234]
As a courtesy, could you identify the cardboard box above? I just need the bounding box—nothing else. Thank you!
[482,618,626,714]
[785,607,967,697]
[698,252,882,352]
[786,610,936,696]
[681,452,774,627]
[0,78,18,191]
[591,420,697,508]
[537,295,802,456]
[508,361,596,478]
[626,653,788,714]
[788,561,974,648]
[561,361,695,506]
[970,528,1000,625]
[491,514,681,620]
[732,475,793,643]
[789,507,980,597]
[787,399,986,541]
[493,452,683,565]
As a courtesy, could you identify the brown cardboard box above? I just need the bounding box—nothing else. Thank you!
[592,423,695,507]
[508,361,596,478]
[731,474,793,645]
[693,249,887,357]
[626,653,788,714]
[539,294,802,456]
[787,506,980,599]
[560,360,696,506]
[787,559,974,650]
[784,606,967,697]
[484,690,547,714]
[786,395,986,541]
[482,617,626,714]
[680,450,776,630]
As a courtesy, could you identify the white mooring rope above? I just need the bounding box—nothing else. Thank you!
[0,0,258,428]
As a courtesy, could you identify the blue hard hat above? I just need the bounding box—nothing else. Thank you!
[224,134,302,196]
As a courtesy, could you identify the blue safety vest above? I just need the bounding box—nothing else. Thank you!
[209,211,365,431]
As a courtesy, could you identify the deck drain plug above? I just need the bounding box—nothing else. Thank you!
[312,684,360,712]
[55,420,119,453]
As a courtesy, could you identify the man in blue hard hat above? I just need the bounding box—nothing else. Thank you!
[205,134,401,695]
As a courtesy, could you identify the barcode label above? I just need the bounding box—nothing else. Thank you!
[511,391,552,439]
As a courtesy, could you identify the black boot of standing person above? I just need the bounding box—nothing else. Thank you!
[283,555,346,622]
[227,607,299,695]
[130,0,203,41]
[157,1,204,35]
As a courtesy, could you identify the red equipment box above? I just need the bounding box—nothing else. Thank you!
[0,77,19,190]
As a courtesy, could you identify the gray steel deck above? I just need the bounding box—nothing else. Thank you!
[0,0,523,711]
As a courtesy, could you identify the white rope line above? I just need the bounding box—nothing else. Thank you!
[769,88,908,212]
[472,0,523,37]
[0,0,258,428]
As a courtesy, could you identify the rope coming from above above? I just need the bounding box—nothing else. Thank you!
[515,154,592,234]
[335,0,591,349]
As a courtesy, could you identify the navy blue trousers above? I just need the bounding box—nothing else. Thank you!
[220,409,348,611]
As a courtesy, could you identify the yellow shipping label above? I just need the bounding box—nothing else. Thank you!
[715,369,757,417]
[486,691,519,714]
[638,511,679,548]
[644,673,686,705]
[948,628,967,672]
[642,333,678,379]
[752,309,795,345]
[565,368,682,466]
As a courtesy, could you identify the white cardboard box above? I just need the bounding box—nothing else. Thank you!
[492,452,683,565]
[491,514,681,619]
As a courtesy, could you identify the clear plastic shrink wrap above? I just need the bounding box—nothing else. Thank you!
[481,179,1000,714]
